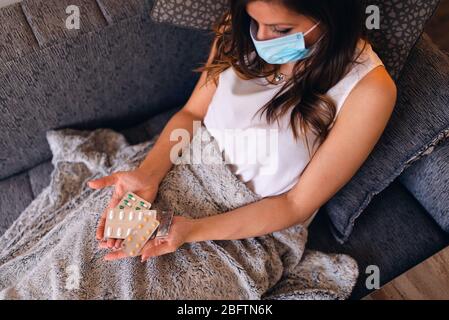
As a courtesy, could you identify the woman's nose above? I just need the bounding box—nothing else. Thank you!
[256,27,276,41]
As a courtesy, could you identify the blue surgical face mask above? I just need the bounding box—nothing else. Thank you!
[249,19,322,65]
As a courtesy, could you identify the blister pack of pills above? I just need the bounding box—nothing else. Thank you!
[103,192,174,257]
[121,218,160,257]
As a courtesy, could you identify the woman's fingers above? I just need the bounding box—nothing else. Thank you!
[141,238,159,251]
[140,238,170,261]
[104,249,128,261]
[107,238,116,249]
[101,240,173,262]
[96,185,126,241]
[109,184,126,210]
[88,174,118,190]
[139,239,158,260]
[91,174,121,242]
[114,239,123,249]
[141,242,173,262]
[98,240,109,249]
[98,240,122,250]
[96,214,107,240]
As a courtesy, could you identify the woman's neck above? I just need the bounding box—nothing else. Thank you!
[264,61,301,83]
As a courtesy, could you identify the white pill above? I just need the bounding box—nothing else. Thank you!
[138,212,143,221]
[128,212,134,221]
[119,211,124,220]
[106,227,112,237]
[117,227,122,237]
[126,228,132,236]
[109,210,114,220]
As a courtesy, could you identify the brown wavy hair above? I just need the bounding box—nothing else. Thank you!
[194,0,368,157]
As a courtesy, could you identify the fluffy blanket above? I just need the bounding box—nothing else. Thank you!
[0,125,358,299]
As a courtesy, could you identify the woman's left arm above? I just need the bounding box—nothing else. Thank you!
[187,66,397,242]
[105,67,397,261]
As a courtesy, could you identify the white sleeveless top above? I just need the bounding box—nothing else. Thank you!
[203,38,384,227]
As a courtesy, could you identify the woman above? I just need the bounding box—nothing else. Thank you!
[89,0,396,262]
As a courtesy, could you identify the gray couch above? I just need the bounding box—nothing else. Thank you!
[0,0,448,299]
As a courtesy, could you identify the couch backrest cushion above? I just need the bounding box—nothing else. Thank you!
[0,0,214,179]
[21,0,108,47]
[150,0,228,31]
[0,2,39,61]
[367,0,441,79]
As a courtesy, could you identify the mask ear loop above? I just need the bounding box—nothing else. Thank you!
[301,22,324,60]
[304,21,321,37]
[304,21,324,54]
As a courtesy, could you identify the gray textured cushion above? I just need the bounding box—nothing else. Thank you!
[21,0,108,47]
[367,0,441,79]
[399,138,449,233]
[150,0,228,31]
[0,2,39,61]
[325,34,449,243]
[0,171,35,236]
[0,0,214,180]
[96,0,145,24]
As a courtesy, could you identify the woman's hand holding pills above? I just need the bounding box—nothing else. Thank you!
[88,168,160,250]
[139,215,197,262]
[102,215,197,262]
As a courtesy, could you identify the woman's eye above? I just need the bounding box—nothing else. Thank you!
[273,28,292,35]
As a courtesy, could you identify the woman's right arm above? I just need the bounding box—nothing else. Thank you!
[136,36,220,185]
[89,36,221,248]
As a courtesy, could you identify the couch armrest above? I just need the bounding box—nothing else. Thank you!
[398,33,449,232]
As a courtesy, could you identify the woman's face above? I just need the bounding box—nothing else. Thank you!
[246,1,323,47]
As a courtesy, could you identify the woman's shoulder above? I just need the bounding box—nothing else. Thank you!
[352,38,385,70]
[333,38,387,88]
[354,61,397,102]
[346,40,397,108]
[354,38,393,85]
[327,38,395,114]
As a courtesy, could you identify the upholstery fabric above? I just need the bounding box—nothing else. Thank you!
[0,0,214,180]
[399,139,449,233]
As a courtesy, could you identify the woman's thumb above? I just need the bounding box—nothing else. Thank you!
[88,174,117,189]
